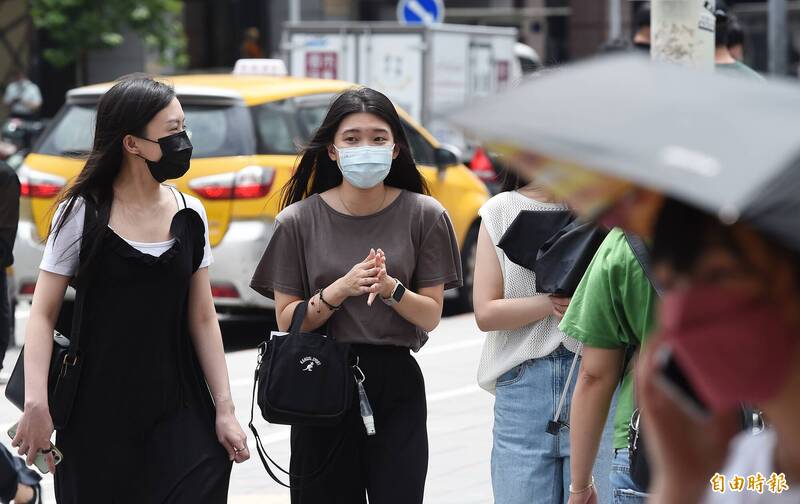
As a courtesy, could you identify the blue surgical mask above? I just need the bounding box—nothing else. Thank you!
[334,145,394,189]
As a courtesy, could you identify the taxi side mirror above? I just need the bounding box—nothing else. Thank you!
[435,145,461,172]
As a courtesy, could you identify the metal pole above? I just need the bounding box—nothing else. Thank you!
[768,0,788,75]
[651,0,715,70]
[289,0,300,23]
[608,0,622,41]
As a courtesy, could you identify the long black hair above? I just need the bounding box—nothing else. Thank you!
[51,75,175,276]
[280,87,429,210]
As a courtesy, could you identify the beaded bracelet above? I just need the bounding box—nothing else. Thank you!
[315,288,341,312]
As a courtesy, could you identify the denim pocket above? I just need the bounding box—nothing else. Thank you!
[495,363,526,387]
[613,488,648,504]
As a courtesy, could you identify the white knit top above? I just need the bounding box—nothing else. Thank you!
[476,191,581,394]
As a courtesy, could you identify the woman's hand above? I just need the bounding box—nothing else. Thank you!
[215,406,250,464]
[567,486,598,504]
[550,296,571,320]
[12,402,56,472]
[333,249,380,299]
[368,249,396,306]
[637,335,740,503]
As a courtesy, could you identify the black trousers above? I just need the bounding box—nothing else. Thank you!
[0,270,10,371]
[289,344,428,504]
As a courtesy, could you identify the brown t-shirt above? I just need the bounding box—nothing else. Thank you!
[250,190,463,350]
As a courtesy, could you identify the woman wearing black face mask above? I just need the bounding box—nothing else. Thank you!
[11,75,248,502]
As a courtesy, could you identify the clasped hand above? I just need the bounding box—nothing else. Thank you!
[338,249,395,305]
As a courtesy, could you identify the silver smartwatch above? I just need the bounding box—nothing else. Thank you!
[381,279,406,306]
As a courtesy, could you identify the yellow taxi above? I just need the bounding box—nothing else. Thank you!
[14,62,488,320]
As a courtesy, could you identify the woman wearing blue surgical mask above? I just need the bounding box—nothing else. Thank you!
[251,87,463,503]
[12,75,248,502]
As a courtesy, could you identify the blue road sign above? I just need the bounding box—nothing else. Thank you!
[397,0,444,26]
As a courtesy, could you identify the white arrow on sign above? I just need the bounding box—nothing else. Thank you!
[407,0,435,25]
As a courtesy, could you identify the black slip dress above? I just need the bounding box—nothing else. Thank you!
[54,190,232,503]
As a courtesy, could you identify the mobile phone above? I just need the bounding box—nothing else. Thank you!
[7,422,63,474]
[654,345,710,420]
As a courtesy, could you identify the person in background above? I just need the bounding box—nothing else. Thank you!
[473,164,613,504]
[632,3,651,52]
[2,71,42,119]
[0,159,19,382]
[727,21,746,61]
[240,27,265,59]
[562,228,658,504]
[715,9,762,79]
[638,199,800,504]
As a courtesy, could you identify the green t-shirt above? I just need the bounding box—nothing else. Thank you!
[715,61,765,81]
[559,228,657,449]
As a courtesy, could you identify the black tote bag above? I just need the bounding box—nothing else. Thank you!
[255,301,353,427]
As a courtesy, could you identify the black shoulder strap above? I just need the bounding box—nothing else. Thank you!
[619,232,658,386]
[248,359,291,488]
[623,231,663,297]
[67,199,101,356]
[168,185,187,209]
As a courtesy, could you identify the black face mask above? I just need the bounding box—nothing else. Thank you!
[633,41,651,53]
[137,130,193,183]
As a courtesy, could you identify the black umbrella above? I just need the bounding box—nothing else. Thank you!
[498,210,608,296]
[449,54,800,252]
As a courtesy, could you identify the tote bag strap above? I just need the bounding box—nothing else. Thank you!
[289,301,308,335]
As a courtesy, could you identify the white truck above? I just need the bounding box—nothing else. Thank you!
[281,22,521,156]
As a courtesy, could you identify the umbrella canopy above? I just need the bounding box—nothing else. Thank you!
[448,54,800,252]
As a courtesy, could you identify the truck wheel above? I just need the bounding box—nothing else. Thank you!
[457,222,480,312]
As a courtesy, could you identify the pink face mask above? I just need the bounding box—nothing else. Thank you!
[659,284,799,412]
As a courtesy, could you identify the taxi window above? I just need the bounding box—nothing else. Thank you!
[251,97,334,155]
[251,94,438,166]
[36,103,255,158]
[251,100,303,154]
[402,122,436,166]
[35,104,95,157]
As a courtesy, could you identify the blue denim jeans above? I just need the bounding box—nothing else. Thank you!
[610,449,649,504]
[491,345,614,504]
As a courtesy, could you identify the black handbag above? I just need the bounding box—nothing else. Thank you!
[5,200,98,430]
[255,301,353,426]
[248,301,355,487]
[627,407,650,490]
[498,210,608,296]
